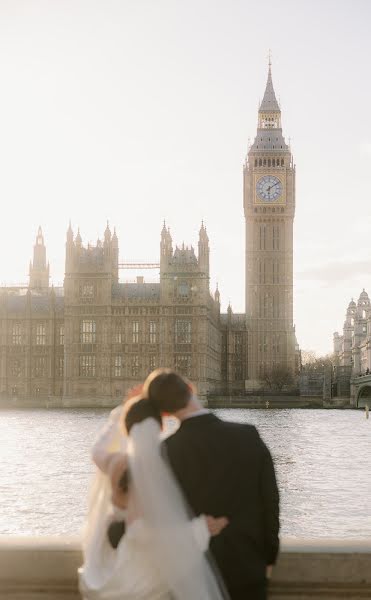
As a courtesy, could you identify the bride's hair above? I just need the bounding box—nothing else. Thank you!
[123,397,162,435]
[118,397,162,493]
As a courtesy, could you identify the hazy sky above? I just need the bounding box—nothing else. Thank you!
[0,0,370,355]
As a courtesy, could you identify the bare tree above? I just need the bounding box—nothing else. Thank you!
[301,349,317,366]
[263,365,294,391]
[301,350,334,373]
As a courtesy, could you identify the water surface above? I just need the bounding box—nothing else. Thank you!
[0,408,370,538]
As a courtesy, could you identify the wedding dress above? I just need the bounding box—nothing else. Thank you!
[79,414,227,600]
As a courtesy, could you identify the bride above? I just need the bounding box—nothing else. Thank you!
[78,395,230,600]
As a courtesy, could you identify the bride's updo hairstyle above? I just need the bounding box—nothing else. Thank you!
[123,396,162,435]
[143,368,193,414]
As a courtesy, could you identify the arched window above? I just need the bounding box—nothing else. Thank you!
[281,158,284,166]
[259,159,262,166]
[268,159,271,167]
[254,159,257,167]
[272,159,275,167]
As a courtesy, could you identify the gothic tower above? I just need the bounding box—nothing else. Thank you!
[244,62,296,386]
[29,226,49,289]
[63,222,118,401]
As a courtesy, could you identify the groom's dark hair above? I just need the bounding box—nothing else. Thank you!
[144,369,193,413]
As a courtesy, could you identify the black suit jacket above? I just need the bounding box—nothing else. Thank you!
[165,413,279,590]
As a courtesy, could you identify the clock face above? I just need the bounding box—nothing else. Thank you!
[256,175,282,202]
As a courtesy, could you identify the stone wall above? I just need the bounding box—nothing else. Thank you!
[207,395,324,408]
[0,536,370,599]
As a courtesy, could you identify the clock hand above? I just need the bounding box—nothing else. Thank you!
[271,181,281,189]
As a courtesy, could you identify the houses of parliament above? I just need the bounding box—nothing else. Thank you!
[0,65,298,403]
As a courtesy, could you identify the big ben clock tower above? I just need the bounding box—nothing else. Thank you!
[244,62,296,387]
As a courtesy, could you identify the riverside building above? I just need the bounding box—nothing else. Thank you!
[333,290,371,403]
[0,65,299,404]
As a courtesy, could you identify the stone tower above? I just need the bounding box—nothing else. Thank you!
[159,222,219,396]
[244,62,296,387]
[29,226,49,289]
[63,222,119,401]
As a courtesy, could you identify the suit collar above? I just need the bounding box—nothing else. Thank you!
[183,408,210,421]
[178,412,219,429]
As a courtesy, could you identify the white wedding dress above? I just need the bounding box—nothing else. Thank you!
[79,413,226,600]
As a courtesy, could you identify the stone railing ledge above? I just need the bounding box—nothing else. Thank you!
[0,534,81,549]
[281,537,371,553]
[1,536,371,599]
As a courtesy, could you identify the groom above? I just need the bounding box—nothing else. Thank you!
[144,369,279,600]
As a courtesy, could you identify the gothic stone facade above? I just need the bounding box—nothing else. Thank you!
[333,290,371,396]
[0,224,229,402]
[0,66,297,403]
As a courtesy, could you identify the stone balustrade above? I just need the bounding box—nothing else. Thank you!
[0,536,370,599]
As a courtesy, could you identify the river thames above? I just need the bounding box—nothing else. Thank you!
[0,408,370,538]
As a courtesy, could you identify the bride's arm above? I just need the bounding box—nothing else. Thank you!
[92,406,125,473]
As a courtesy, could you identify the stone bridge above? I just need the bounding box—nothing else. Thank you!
[351,374,371,408]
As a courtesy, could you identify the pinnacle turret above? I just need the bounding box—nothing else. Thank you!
[66,221,74,244]
[112,227,118,246]
[29,226,49,289]
[198,221,209,275]
[104,221,111,243]
[36,226,44,244]
[199,220,209,242]
[215,283,220,304]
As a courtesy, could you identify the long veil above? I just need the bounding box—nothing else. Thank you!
[128,418,229,600]
[79,411,126,593]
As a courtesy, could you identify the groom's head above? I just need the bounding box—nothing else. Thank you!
[143,369,193,415]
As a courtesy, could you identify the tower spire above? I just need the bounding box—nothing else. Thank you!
[259,60,280,114]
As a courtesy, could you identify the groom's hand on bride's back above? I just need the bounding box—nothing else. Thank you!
[205,515,229,537]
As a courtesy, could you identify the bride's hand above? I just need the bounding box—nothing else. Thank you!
[205,515,229,537]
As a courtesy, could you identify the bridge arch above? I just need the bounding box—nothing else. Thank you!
[356,385,371,408]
